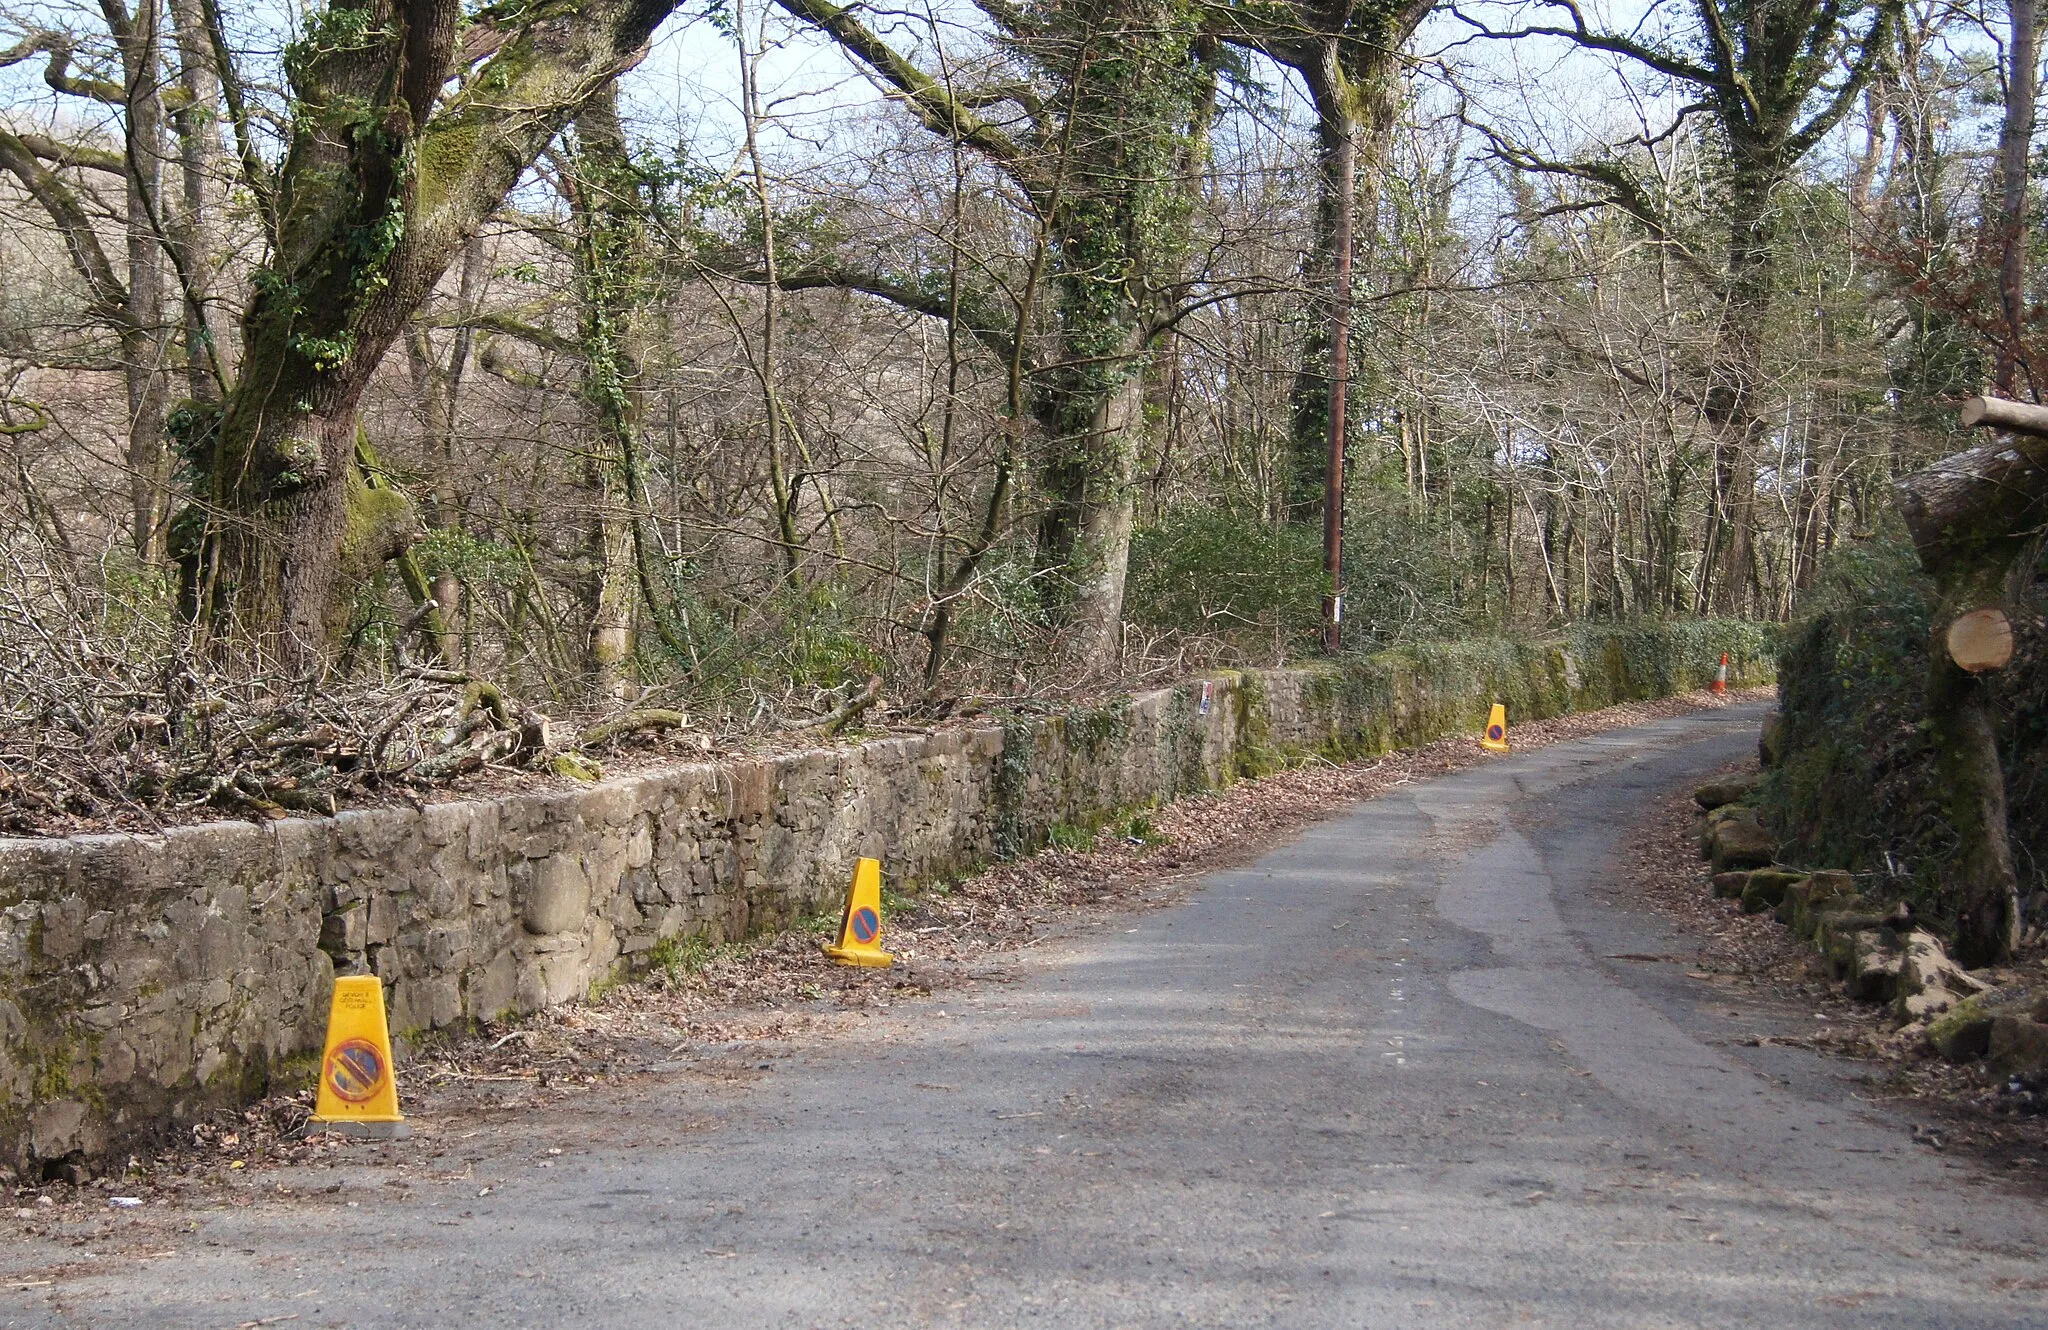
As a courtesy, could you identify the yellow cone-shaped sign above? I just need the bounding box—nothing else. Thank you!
[824,857,895,967]
[1480,702,1511,753]
[310,974,408,1137]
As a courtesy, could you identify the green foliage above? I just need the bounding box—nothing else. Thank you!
[290,332,357,371]
[1062,698,1132,756]
[1125,496,1494,656]
[1761,537,1939,893]
[284,4,384,76]
[1126,510,1322,650]
[945,558,1052,661]
[642,578,884,703]
[412,526,523,582]
[646,933,717,984]
[1339,490,1472,648]
[992,715,1038,859]
[1125,811,1166,845]
[1045,821,1095,851]
[1565,617,1780,698]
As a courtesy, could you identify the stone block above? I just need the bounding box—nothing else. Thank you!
[393,975,463,1032]
[624,826,654,870]
[467,949,518,1022]
[538,954,587,1008]
[1818,911,1882,979]
[521,854,591,936]
[1709,814,1775,874]
[1928,986,2044,1063]
[320,903,367,955]
[1988,1016,2048,1078]
[425,924,469,972]
[38,895,88,960]
[366,892,399,946]
[29,1099,96,1160]
[1846,929,1903,1002]
[513,960,550,1015]
[96,1038,138,1086]
[1758,709,1785,767]
[1694,775,1758,810]
[1892,933,1988,1025]
[1787,873,1861,939]
[1741,868,1806,914]
[576,780,639,830]
[421,800,478,849]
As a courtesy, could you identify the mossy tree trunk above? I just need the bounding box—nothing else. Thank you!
[566,85,654,692]
[772,0,1210,661]
[1700,169,1774,615]
[1219,1,1431,529]
[1027,0,1208,655]
[176,0,682,662]
[1032,321,1154,652]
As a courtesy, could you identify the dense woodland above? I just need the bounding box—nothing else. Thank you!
[2,0,2045,924]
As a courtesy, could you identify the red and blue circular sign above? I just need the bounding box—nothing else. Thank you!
[1487,724,1505,741]
[326,1037,386,1103]
[849,906,880,944]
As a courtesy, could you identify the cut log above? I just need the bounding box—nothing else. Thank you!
[1895,433,2048,577]
[580,708,690,748]
[1959,394,2048,436]
[1947,608,2016,673]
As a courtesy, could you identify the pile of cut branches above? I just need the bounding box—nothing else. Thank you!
[0,537,557,834]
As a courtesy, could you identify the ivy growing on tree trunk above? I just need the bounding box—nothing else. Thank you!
[170,0,682,661]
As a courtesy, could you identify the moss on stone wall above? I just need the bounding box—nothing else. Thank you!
[1269,619,1776,765]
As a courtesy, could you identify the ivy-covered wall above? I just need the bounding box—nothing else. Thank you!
[0,618,1767,1176]
[1235,619,1777,776]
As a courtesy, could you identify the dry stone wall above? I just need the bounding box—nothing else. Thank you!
[0,621,1773,1176]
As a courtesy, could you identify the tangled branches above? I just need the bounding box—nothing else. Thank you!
[0,535,554,835]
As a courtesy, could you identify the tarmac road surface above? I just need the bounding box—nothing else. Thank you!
[11,702,2048,1328]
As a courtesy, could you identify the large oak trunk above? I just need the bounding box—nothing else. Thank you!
[1702,171,1775,615]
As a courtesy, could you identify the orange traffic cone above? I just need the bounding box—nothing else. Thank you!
[1710,652,1729,695]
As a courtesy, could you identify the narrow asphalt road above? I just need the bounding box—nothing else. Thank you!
[14,704,2048,1328]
